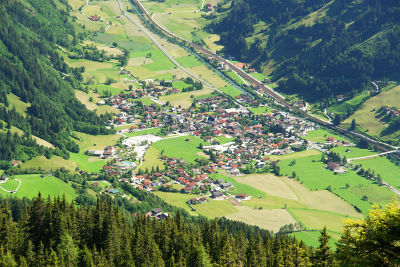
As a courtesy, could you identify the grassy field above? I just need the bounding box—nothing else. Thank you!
[209,172,267,197]
[218,85,242,97]
[195,199,239,218]
[125,128,161,137]
[176,55,203,68]
[302,128,348,143]
[160,87,213,108]
[152,135,209,164]
[330,146,376,159]
[227,206,297,233]
[69,153,106,173]
[278,154,370,190]
[268,149,321,161]
[288,208,359,233]
[0,174,77,201]
[6,93,30,117]
[250,72,268,82]
[353,156,400,189]
[20,156,77,172]
[154,191,199,215]
[290,230,339,249]
[343,85,400,137]
[139,146,165,171]
[74,132,122,152]
[214,136,235,144]
[327,92,370,116]
[249,106,274,114]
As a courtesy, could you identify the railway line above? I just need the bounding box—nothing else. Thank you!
[129,0,399,153]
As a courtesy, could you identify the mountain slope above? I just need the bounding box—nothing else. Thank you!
[208,0,400,101]
[0,0,113,162]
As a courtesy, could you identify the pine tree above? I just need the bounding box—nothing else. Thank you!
[314,227,335,266]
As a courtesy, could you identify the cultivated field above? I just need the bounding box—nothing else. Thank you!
[227,206,297,233]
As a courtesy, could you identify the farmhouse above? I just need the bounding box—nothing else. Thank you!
[212,191,224,198]
[221,182,233,189]
[326,162,341,172]
[89,16,100,21]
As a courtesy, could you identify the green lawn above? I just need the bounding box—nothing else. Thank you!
[353,156,400,189]
[134,97,159,106]
[250,72,268,82]
[279,154,370,190]
[88,84,125,96]
[125,128,161,137]
[289,230,338,249]
[0,174,77,201]
[249,106,274,114]
[224,70,247,86]
[214,136,235,144]
[6,93,30,117]
[330,146,376,159]
[302,129,348,143]
[172,80,193,90]
[219,85,242,98]
[327,92,370,116]
[154,191,198,215]
[140,146,165,172]
[141,50,176,71]
[69,153,106,173]
[208,173,267,198]
[152,135,209,164]
[176,55,202,68]
[20,155,77,172]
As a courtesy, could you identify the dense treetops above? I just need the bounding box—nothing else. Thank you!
[208,0,400,102]
[0,194,398,266]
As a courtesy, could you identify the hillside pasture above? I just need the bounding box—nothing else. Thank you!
[343,85,400,136]
[0,174,77,201]
[139,146,165,171]
[20,156,77,172]
[227,206,297,233]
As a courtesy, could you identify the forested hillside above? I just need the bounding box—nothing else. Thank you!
[208,0,400,101]
[0,194,314,266]
[0,0,112,162]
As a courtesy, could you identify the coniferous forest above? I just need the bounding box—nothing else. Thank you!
[0,0,114,162]
[208,0,400,101]
[0,194,398,266]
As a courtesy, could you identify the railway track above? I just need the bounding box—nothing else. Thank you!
[129,0,399,153]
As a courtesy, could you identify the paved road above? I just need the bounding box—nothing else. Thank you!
[117,0,246,108]
[130,0,400,153]
[348,150,399,161]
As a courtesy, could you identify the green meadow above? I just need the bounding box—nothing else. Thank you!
[152,135,209,164]
[208,173,267,197]
[219,85,242,98]
[0,174,77,201]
